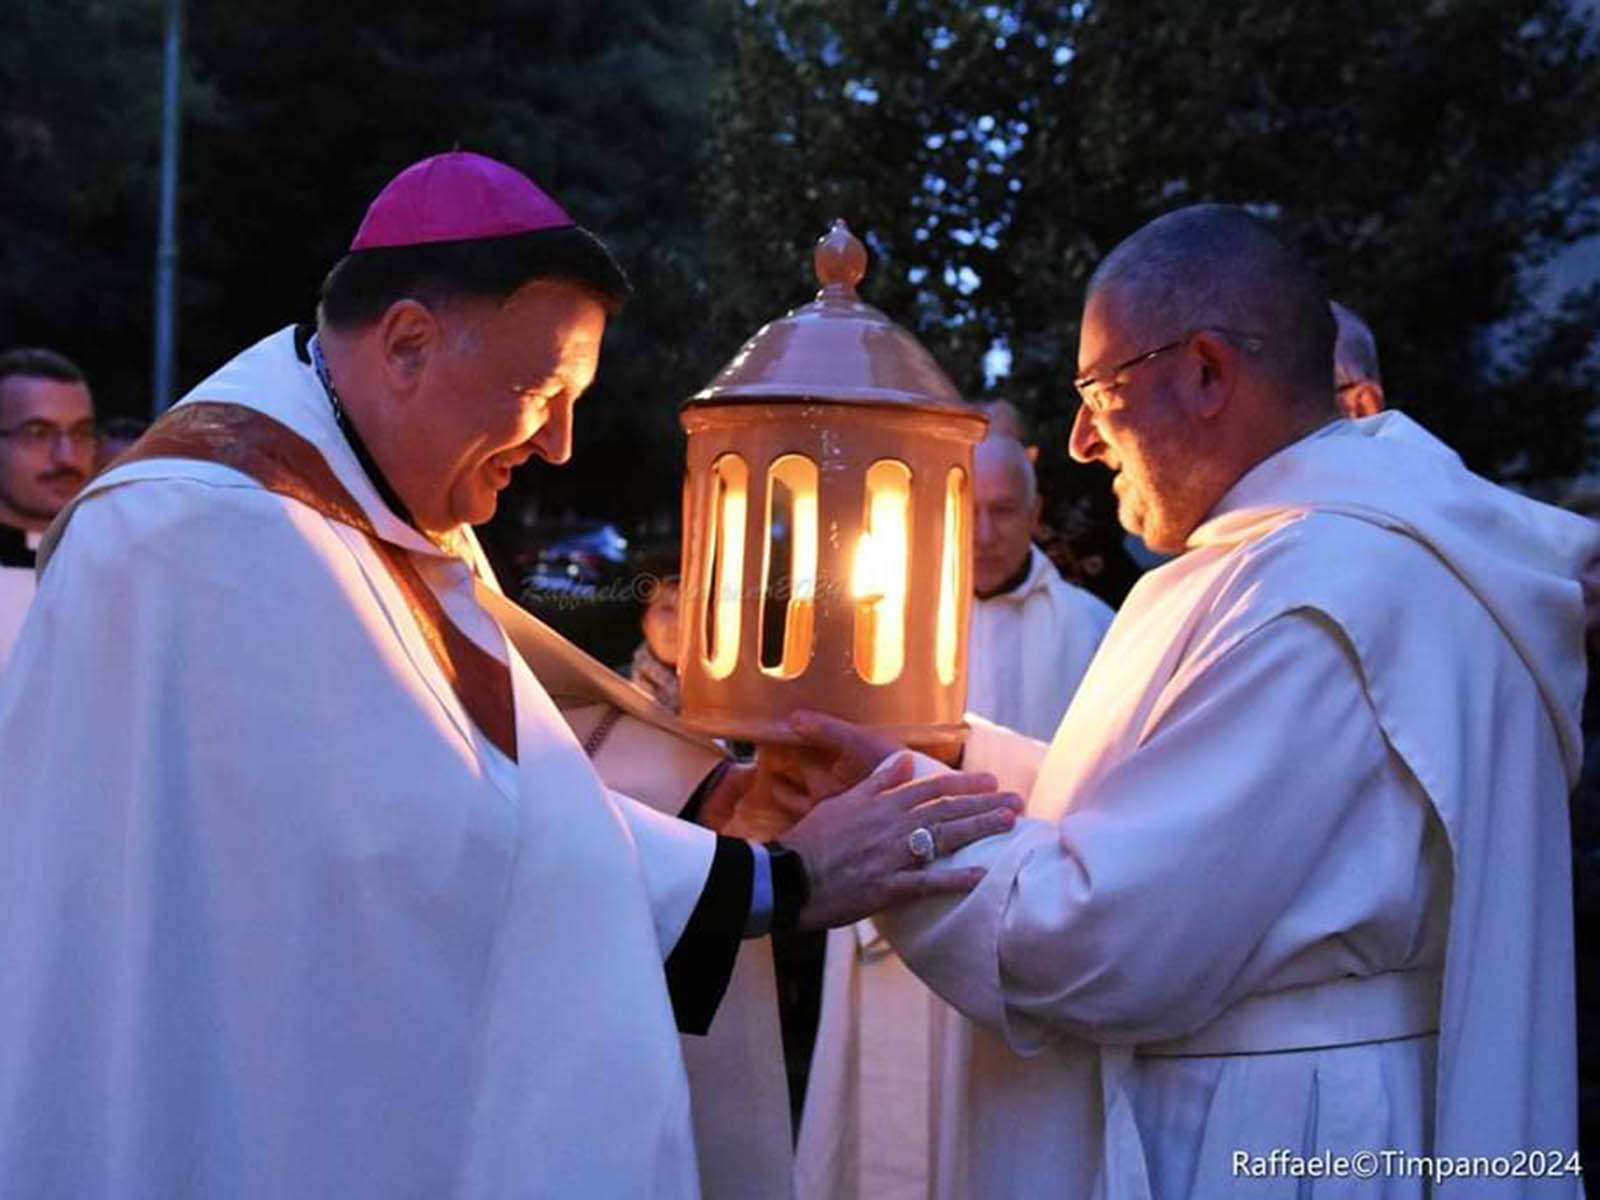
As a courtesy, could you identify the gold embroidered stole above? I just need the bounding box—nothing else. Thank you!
[121,402,518,761]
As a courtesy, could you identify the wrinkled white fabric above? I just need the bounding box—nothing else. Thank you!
[965,545,1114,740]
[881,414,1591,1198]
[0,527,41,676]
[508,606,795,1200]
[795,552,1108,1200]
[0,561,32,676]
[794,736,1048,1200]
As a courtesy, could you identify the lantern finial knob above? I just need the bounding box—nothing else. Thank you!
[814,219,868,297]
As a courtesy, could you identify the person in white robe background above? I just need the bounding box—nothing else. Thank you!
[781,203,1593,1198]
[965,433,1114,742]
[0,150,1025,1200]
[497,569,797,1200]
[0,346,95,675]
[793,433,1113,1200]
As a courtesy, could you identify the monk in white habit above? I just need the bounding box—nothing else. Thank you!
[785,203,1592,1198]
[0,151,1024,1200]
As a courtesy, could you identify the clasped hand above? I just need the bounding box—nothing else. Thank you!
[705,711,1019,929]
[780,751,1020,928]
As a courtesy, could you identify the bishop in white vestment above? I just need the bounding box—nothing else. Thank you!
[0,152,1019,1200]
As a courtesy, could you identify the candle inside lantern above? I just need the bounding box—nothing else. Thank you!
[787,487,819,654]
[852,529,885,679]
[760,455,819,678]
[703,454,749,680]
[935,466,966,686]
[852,461,911,683]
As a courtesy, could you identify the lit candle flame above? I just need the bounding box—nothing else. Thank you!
[706,457,747,680]
[852,468,909,682]
[852,530,888,603]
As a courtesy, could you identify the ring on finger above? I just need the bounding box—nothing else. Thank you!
[907,825,937,866]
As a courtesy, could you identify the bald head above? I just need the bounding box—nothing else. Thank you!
[975,435,1037,505]
[977,399,1028,443]
[973,435,1041,597]
[1088,204,1335,411]
[1330,300,1385,418]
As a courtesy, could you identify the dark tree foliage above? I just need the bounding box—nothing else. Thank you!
[706,0,1600,536]
[2,0,726,536]
[5,0,1597,560]
[184,0,730,535]
[1,0,177,411]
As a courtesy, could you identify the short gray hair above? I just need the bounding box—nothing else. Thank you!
[1088,204,1334,404]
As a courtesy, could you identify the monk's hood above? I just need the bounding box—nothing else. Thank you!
[1187,411,1598,782]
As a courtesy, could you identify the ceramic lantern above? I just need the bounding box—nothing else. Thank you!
[677,220,987,751]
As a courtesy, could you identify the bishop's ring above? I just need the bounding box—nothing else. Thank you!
[907,825,937,866]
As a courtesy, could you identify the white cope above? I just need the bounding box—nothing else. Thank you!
[0,328,723,1200]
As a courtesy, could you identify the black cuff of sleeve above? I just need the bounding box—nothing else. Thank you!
[664,835,753,1035]
[764,840,810,933]
[678,758,734,826]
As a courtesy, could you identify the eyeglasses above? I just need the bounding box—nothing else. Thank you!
[1074,328,1266,415]
[0,420,99,450]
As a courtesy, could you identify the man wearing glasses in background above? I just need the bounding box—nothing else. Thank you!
[0,347,95,674]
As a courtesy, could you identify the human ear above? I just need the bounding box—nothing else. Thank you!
[1187,331,1231,420]
[376,300,438,390]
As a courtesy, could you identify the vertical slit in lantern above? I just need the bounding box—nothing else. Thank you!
[702,453,748,680]
[936,466,966,686]
[759,454,819,678]
[852,459,911,684]
[678,471,694,659]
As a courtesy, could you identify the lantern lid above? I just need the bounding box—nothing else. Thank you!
[689,220,969,411]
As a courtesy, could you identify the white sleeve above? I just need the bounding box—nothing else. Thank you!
[608,789,719,956]
[961,712,1049,797]
[574,703,726,816]
[880,611,1398,1051]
